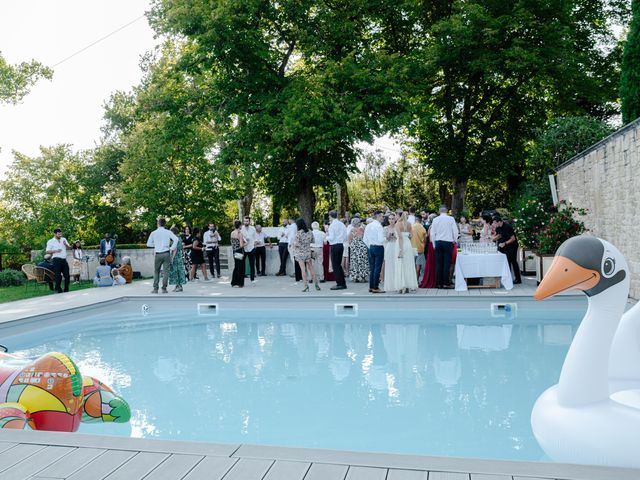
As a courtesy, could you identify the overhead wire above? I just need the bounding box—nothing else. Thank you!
[51,14,146,69]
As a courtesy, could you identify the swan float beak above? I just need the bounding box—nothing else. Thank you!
[534,256,600,300]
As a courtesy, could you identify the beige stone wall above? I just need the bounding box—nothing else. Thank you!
[556,119,640,299]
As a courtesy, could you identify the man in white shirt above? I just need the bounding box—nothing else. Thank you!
[45,228,72,293]
[407,207,417,225]
[254,225,269,276]
[276,219,289,276]
[310,221,326,282]
[203,223,222,278]
[241,216,257,283]
[326,210,347,289]
[363,211,385,293]
[430,205,459,288]
[146,217,179,293]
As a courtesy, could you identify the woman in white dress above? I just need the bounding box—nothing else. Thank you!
[383,213,400,292]
[396,212,419,293]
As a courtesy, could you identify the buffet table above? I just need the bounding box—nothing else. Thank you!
[454,252,514,291]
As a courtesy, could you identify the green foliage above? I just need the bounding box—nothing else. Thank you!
[621,0,640,124]
[464,179,510,217]
[511,197,551,250]
[0,269,24,287]
[0,52,52,104]
[527,117,613,176]
[536,202,587,254]
[408,0,626,212]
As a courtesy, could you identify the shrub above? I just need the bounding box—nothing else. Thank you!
[512,197,549,250]
[536,201,587,254]
[0,269,25,287]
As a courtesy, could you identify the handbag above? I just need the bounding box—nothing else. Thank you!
[233,252,245,261]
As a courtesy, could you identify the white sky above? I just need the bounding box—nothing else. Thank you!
[0,0,158,176]
[0,1,401,178]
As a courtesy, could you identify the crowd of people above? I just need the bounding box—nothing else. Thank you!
[41,205,521,295]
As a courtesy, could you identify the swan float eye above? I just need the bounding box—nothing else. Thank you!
[602,257,616,277]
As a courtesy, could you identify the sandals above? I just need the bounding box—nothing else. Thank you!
[315,283,321,291]
[302,285,309,292]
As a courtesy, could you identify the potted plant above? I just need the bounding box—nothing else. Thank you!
[534,201,587,283]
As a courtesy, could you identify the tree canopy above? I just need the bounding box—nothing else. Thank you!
[621,0,640,124]
[0,52,51,104]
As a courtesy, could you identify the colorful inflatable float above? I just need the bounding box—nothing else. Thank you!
[532,235,640,468]
[0,351,130,431]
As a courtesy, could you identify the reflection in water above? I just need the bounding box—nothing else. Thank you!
[7,312,581,462]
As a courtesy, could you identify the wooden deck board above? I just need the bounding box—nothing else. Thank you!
[181,456,238,480]
[387,469,429,480]
[223,458,274,480]
[345,466,387,480]
[143,454,203,480]
[0,444,46,473]
[36,447,107,478]
[66,449,137,480]
[103,452,169,480]
[304,463,348,480]
[263,460,311,480]
[0,445,74,480]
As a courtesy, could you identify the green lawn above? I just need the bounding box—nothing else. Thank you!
[0,281,95,304]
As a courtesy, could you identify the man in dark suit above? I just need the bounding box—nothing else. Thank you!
[492,215,522,284]
[99,233,116,266]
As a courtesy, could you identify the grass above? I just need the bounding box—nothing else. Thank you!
[0,281,95,304]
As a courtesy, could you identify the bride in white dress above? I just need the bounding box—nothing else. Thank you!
[396,213,419,293]
[383,213,400,292]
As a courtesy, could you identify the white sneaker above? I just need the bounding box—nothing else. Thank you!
[251,279,257,284]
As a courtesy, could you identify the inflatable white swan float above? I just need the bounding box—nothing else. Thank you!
[532,235,640,468]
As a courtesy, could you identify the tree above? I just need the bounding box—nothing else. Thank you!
[0,52,52,104]
[621,0,640,124]
[0,146,93,248]
[405,0,627,214]
[149,0,406,225]
[527,116,612,177]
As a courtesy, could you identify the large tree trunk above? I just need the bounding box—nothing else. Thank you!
[240,188,253,220]
[336,181,348,217]
[451,177,467,215]
[298,178,316,226]
[272,198,281,227]
[438,182,452,211]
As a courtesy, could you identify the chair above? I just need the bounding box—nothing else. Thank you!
[33,267,55,291]
[21,264,36,290]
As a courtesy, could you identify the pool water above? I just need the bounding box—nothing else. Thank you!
[2,301,585,462]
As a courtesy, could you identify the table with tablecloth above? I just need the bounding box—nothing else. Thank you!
[454,252,514,291]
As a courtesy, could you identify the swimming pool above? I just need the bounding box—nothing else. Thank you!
[0,297,586,463]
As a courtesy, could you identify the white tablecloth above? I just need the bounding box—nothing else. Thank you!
[454,253,514,291]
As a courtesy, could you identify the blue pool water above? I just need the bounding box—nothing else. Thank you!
[2,300,585,462]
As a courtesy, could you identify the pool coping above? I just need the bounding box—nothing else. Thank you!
[0,429,637,480]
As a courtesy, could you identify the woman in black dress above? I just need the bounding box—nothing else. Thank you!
[189,228,209,281]
[230,220,245,288]
[181,226,194,279]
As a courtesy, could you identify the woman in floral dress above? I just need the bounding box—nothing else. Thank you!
[169,227,186,292]
[292,218,320,292]
[348,218,369,283]
[181,226,194,280]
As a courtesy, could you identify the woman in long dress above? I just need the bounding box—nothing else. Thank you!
[292,218,320,292]
[230,220,245,288]
[348,218,369,283]
[169,227,186,292]
[396,212,419,293]
[181,226,194,280]
[383,213,400,292]
[71,240,83,284]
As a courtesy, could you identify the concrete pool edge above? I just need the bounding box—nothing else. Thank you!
[0,429,637,480]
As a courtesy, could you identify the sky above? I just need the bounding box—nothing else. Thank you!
[0,1,401,178]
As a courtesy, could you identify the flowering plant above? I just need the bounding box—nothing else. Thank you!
[536,201,587,254]
[511,197,549,250]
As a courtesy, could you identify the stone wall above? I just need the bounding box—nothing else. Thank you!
[556,118,640,299]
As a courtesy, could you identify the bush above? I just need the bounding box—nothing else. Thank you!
[0,269,25,287]
[512,197,549,250]
[536,201,587,254]
[82,243,148,250]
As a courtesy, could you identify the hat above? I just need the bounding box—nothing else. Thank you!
[53,228,62,233]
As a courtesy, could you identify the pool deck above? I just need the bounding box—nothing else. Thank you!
[1,276,633,480]
[1,274,564,324]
